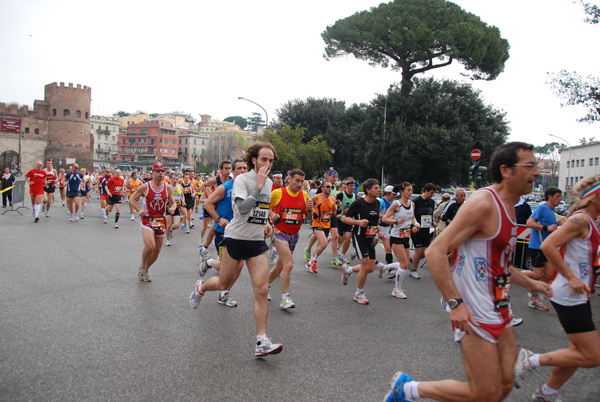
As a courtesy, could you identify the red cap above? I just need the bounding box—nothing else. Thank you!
[152,162,165,171]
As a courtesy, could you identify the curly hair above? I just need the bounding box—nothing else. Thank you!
[244,142,278,171]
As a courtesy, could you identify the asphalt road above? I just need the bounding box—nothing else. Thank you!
[1,197,599,401]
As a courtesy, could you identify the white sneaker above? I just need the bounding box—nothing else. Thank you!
[198,254,211,277]
[376,261,385,278]
[165,239,171,246]
[131,215,135,221]
[69,216,74,222]
[340,263,351,286]
[514,348,536,388]
[75,216,79,222]
[280,297,296,310]
[391,288,407,299]
[113,223,118,229]
[189,280,204,309]
[255,337,283,357]
[409,270,420,279]
[103,218,107,224]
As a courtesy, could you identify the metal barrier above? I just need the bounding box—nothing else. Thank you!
[513,224,531,270]
[1,180,27,216]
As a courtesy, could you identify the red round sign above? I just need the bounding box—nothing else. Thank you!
[471,149,481,160]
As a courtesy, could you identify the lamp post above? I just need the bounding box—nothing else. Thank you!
[549,134,572,191]
[238,97,268,129]
[381,92,388,194]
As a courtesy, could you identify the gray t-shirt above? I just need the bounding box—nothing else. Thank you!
[224,170,273,241]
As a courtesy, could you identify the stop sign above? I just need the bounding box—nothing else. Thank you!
[471,149,481,160]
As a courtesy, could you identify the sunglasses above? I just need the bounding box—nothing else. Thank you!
[323,185,332,188]
[154,169,165,173]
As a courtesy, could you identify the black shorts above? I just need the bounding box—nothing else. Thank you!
[330,214,338,228]
[352,234,376,260]
[166,205,180,216]
[528,248,548,268]
[223,238,269,261]
[66,191,81,198]
[184,198,195,210]
[551,300,595,334]
[108,195,122,205]
[214,231,225,259]
[44,185,56,193]
[313,227,330,237]
[411,229,431,248]
[337,220,353,236]
[390,236,410,248]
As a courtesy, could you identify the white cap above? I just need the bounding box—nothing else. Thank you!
[384,185,395,193]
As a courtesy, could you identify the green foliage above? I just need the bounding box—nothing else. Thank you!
[115,111,129,117]
[261,124,332,179]
[247,112,265,131]
[322,0,510,94]
[548,70,600,123]
[224,116,248,129]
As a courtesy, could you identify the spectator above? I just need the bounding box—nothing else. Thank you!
[2,167,16,207]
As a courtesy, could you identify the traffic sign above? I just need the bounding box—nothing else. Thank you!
[471,149,481,160]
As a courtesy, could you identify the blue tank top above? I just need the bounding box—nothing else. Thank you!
[214,180,234,234]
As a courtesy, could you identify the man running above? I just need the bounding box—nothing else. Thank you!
[305,180,336,273]
[164,172,182,246]
[64,164,83,222]
[125,171,142,221]
[79,168,91,219]
[339,178,381,305]
[129,162,176,282]
[383,142,553,402]
[198,161,232,255]
[105,169,125,229]
[199,159,248,307]
[189,142,283,357]
[336,177,357,263]
[409,183,437,279]
[25,161,46,223]
[266,169,312,309]
[99,168,112,224]
[42,160,58,218]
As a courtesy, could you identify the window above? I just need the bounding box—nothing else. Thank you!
[35,128,39,134]
[160,139,162,144]
[131,129,136,133]
[63,109,70,117]
[567,161,570,168]
[85,112,88,119]
[577,160,580,167]
[202,140,204,145]
[179,139,182,144]
[91,124,94,129]
[112,136,115,141]
[52,108,57,116]
[172,149,176,154]
[140,129,148,134]
[25,127,29,133]
[139,139,146,145]
[572,159,575,167]
[581,159,585,167]
[157,129,160,134]
[123,139,126,144]
[185,139,188,144]
[172,140,176,145]
[112,127,116,132]
[151,139,155,145]
[590,158,594,166]
[596,157,599,166]
[76,110,81,118]
[129,138,135,145]
[194,139,196,145]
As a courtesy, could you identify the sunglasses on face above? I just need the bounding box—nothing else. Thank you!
[154,169,165,173]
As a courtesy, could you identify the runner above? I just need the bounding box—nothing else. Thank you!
[64,164,83,222]
[383,142,553,402]
[99,168,112,224]
[199,159,249,307]
[79,168,91,219]
[266,169,312,309]
[194,173,204,213]
[409,183,437,279]
[105,169,125,229]
[514,175,600,402]
[305,180,336,273]
[378,185,397,267]
[378,182,417,299]
[164,172,182,246]
[58,168,67,206]
[42,160,58,218]
[129,162,176,282]
[339,178,381,305]
[125,171,142,221]
[180,171,196,234]
[198,161,232,255]
[24,161,45,222]
[336,177,357,263]
[189,142,283,357]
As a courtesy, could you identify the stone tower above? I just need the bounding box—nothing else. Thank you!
[42,82,93,169]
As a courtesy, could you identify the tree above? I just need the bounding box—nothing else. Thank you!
[114,111,129,117]
[247,112,265,131]
[322,0,510,95]
[224,116,248,130]
[548,70,600,123]
[576,0,600,24]
[534,142,562,177]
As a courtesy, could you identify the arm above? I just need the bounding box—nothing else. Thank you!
[129,184,147,216]
[204,186,226,226]
[304,191,313,219]
[382,202,399,225]
[526,216,558,232]
[201,177,217,190]
[341,201,368,227]
[236,165,270,215]
[166,185,176,214]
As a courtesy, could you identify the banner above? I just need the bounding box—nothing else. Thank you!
[1,118,21,132]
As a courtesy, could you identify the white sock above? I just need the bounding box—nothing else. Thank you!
[395,268,407,290]
[101,208,106,219]
[346,266,353,275]
[206,258,213,267]
[356,288,363,294]
[384,262,400,273]
[404,381,420,400]
[529,353,541,369]
[282,293,290,300]
[34,204,40,217]
[541,384,558,396]
[220,290,228,297]
[257,334,266,342]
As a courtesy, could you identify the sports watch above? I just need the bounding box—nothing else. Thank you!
[448,298,464,309]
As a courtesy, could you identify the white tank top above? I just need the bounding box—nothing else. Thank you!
[390,200,414,238]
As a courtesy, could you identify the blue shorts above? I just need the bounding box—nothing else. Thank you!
[223,238,269,261]
[273,228,299,252]
[66,191,81,198]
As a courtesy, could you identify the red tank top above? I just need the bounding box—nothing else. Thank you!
[145,181,168,218]
[274,188,306,234]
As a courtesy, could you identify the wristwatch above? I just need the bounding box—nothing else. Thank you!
[448,298,464,309]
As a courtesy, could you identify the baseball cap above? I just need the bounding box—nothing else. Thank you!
[152,162,165,171]
[384,185,395,193]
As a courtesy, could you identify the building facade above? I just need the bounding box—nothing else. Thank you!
[117,120,179,164]
[558,142,600,192]
[91,115,120,167]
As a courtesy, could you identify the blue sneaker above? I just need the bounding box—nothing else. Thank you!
[181,224,187,231]
[383,371,413,402]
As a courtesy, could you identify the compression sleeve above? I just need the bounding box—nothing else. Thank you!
[236,188,261,215]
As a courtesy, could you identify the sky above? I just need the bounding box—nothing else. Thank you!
[1,0,598,149]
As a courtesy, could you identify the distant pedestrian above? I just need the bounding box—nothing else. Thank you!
[1,167,16,207]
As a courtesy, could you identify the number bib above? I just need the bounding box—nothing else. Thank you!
[248,202,269,224]
[149,217,165,231]
[282,207,302,225]
[420,215,433,228]
[365,225,378,238]
[321,211,332,223]
[398,228,411,238]
[494,274,511,311]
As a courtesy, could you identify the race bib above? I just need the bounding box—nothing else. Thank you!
[149,217,165,231]
[420,215,433,228]
[398,228,411,238]
[282,207,302,225]
[365,225,378,238]
[114,186,122,195]
[321,211,332,223]
[493,274,511,311]
[248,202,269,225]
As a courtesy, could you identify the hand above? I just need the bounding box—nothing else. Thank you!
[256,164,270,190]
[269,210,279,222]
[359,219,369,227]
[549,224,558,232]
[412,225,420,232]
[567,276,589,295]
[218,217,229,227]
[449,303,479,335]
[530,280,554,298]
[306,199,313,210]
[167,206,175,215]
[139,210,147,217]
[264,222,273,238]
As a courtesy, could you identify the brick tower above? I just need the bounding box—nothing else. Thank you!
[42,82,93,169]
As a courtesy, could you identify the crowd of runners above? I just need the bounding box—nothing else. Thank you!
[20,140,600,401]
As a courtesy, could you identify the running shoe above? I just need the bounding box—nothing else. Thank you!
[339,255,350,264]
[531,387,563,402]
[391,288,407,299]
[331,257,343,266]
[198,246,208,256]
[255,337,283,357]
[304,247,311,262]
[198,254,211,277]
[69,216,74,222]
[181,225,187,231]
[189,279,204,309]
[75,216,79,222]
[103,218,107,224]
[514,348,536,388]
[280,297,295,309]
[528,294,549,311]
[341,263,351,286]
[45,212,49,218]
[409,270,420,279]
[113,223,118,229]
[186,228,190,234]
[383,371,414,402]
[131,215,135,221]
[137,266,151,282]
[353,292,369,304]
[387,269,397,280]
[34,217,39,223]
[512,317,524,327]
[376,261,385,279]
[190,222,195,228]
[165,239,171,246]
[79,214,84,219]
[305,260,317,274]
[218,293,238,307]
[350,250,357,260]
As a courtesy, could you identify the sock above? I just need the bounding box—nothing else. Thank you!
[404,381,421,400]
[34,204,40,217]
[220,290,229,298]
[395,268,407,290]
[115,213,120,223]
[541,384,558,396]
[346,266,353,275]
[356,288,363,294]
[386,252,393,264]
[282,293,290,300]
[206,258,213,267]
[384,262,400,273]
[101,208,106,219]
[529,353,541,369]
[310,255,317,262]
[257,334,266,342]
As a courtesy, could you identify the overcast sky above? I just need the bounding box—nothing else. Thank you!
[1,0,598,149]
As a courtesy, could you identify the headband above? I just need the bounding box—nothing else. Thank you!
[581,182,600,199]
[272,173,282,178]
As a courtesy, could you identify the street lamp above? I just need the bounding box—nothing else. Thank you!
[549,133,572,191]
[238,97,268,129]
